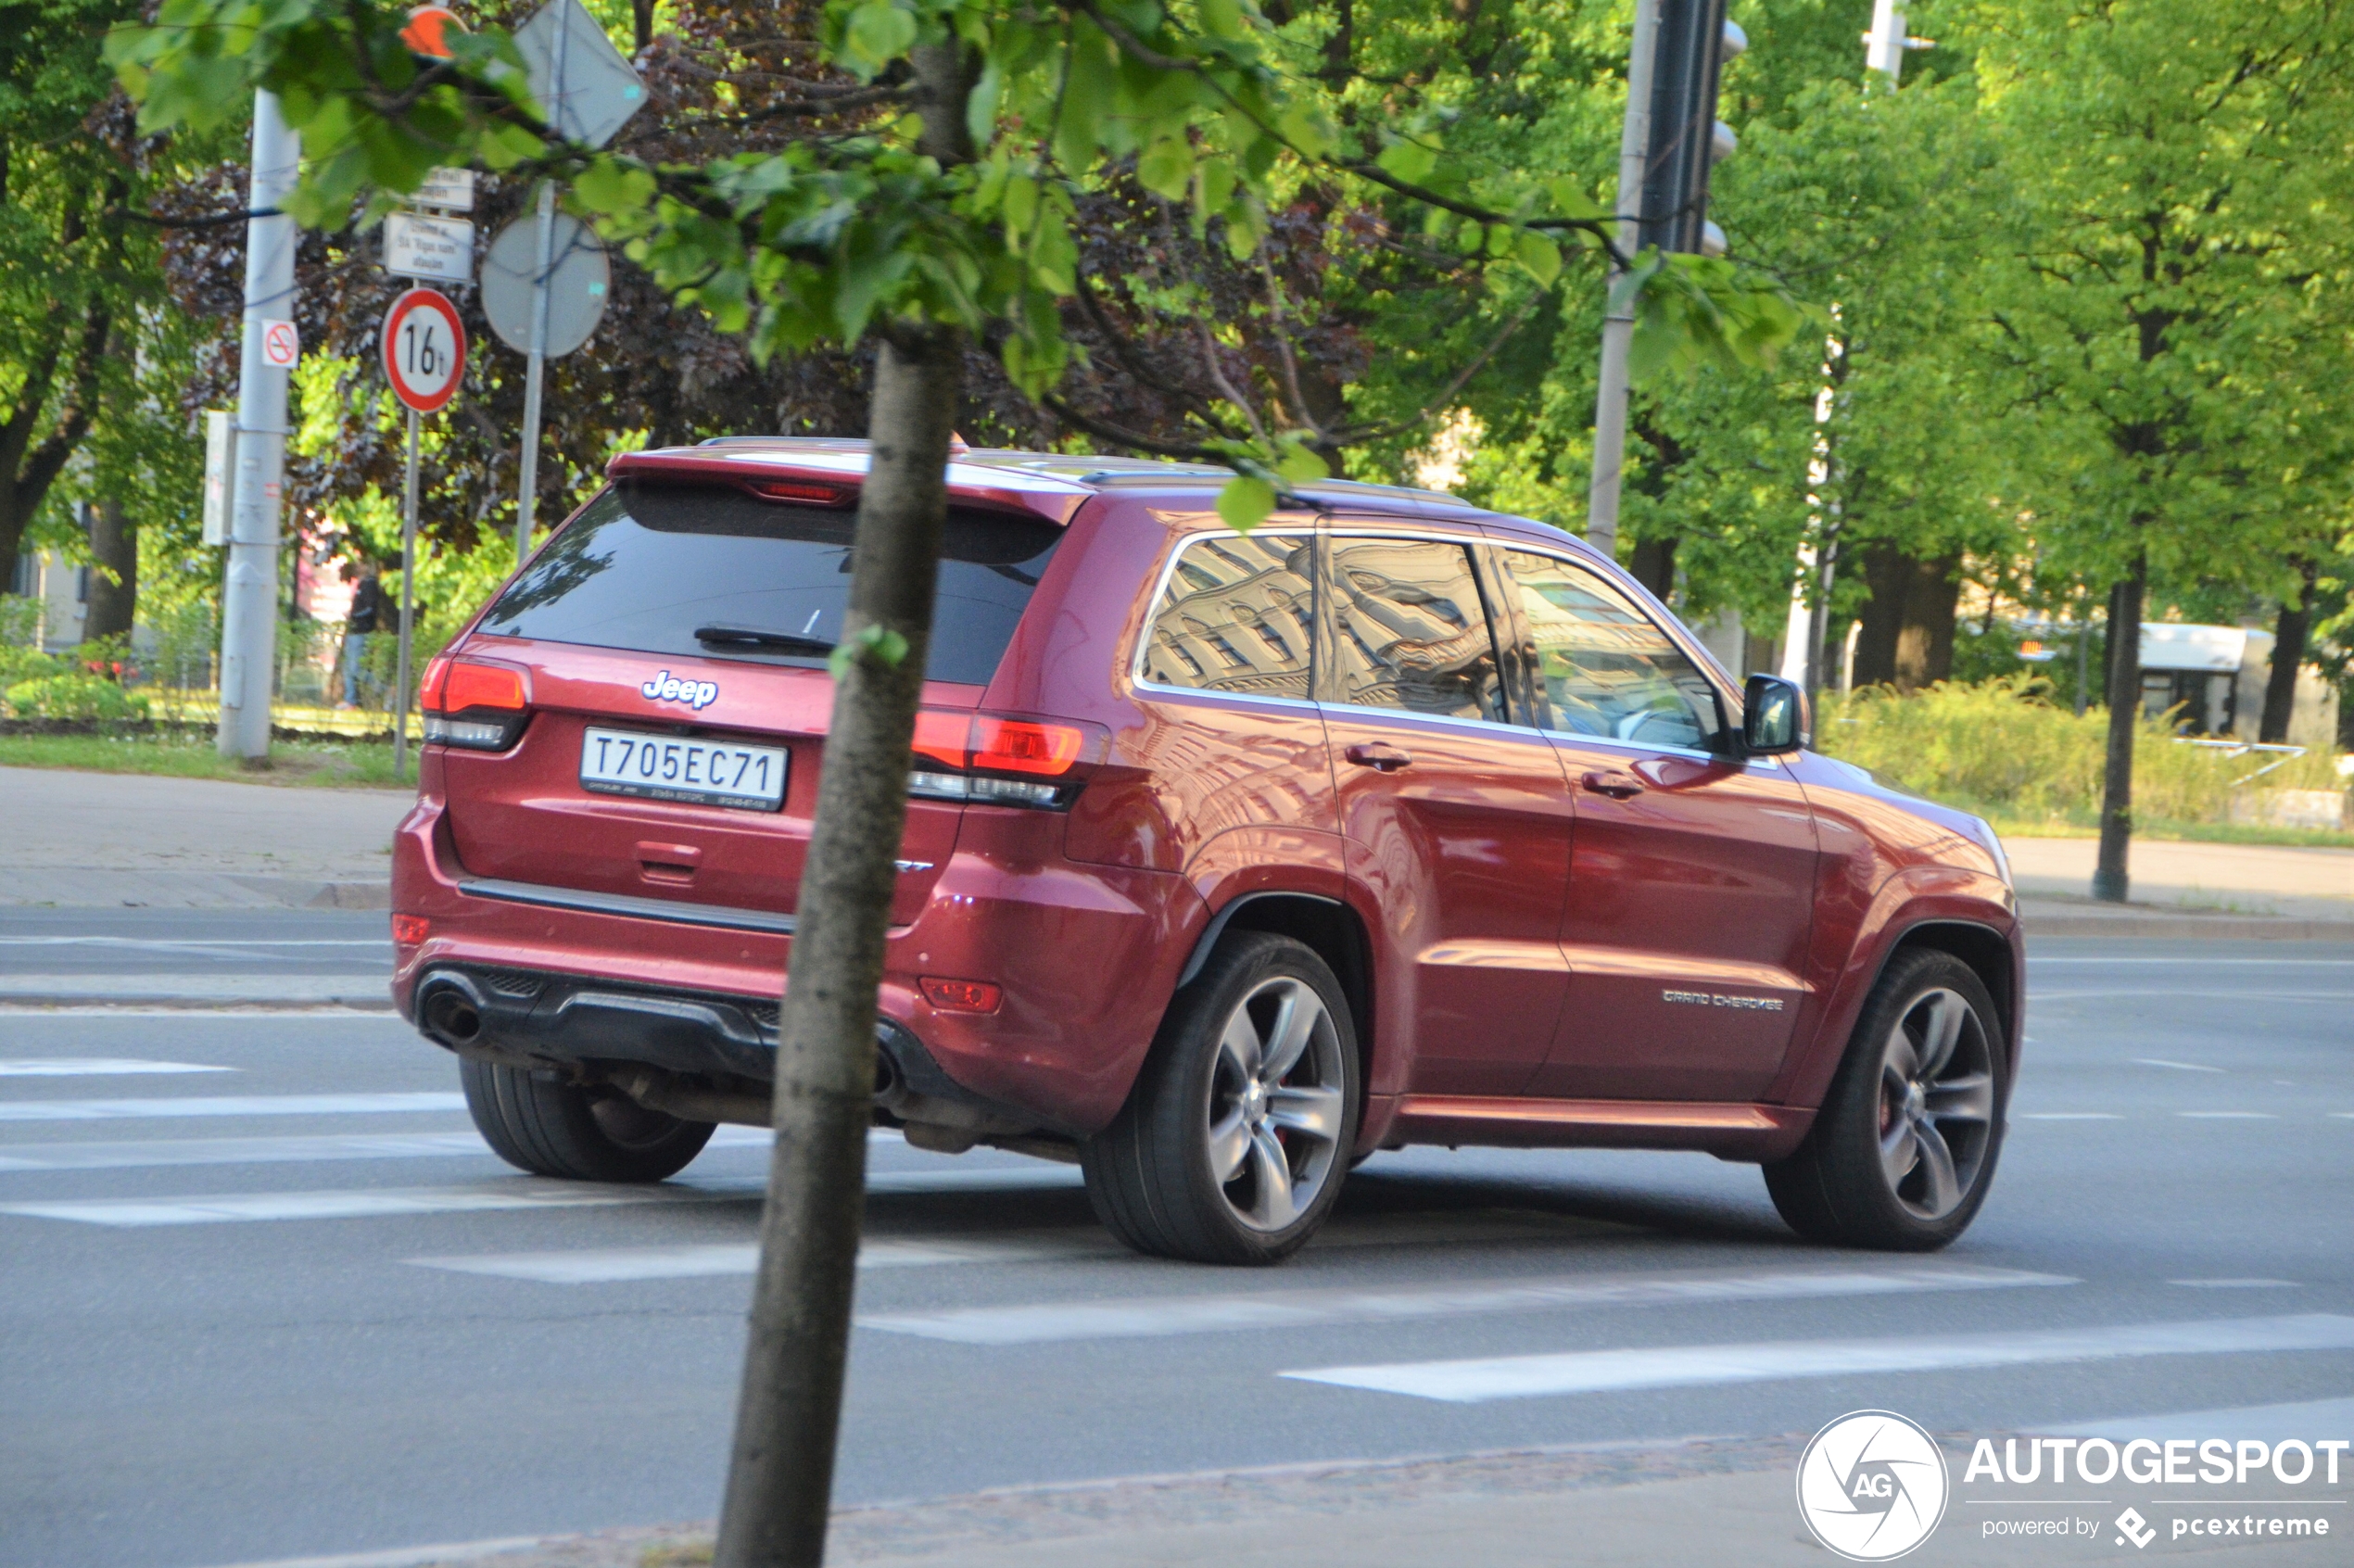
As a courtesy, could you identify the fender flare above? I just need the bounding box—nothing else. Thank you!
[1174,889,1348,990]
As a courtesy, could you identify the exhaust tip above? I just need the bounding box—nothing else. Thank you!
[424,991,482,1043]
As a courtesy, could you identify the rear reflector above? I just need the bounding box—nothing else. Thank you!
[919,977,1003,1013]
[391,915,430,946]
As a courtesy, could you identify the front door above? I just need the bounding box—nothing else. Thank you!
[1487,548,1819,1103]
[1319,532,1576,1098]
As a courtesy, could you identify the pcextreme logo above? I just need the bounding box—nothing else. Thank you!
[1797,1410,1952,1562]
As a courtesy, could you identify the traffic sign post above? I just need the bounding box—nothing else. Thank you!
[504,0,644,566]
[381,288,468,778]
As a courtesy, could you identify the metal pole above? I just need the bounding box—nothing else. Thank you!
[1586,0,1662,561]
[1865,0,1909,81]
[513,10,571,566]
[217,92,301,760]
[395,405,420,779]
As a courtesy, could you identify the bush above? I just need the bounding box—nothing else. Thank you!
[5,673,153,722]
[0,644,62,688]
[1816,676,2346,828]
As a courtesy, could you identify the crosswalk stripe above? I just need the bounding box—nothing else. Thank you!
[1280,1312,2354,1403]
[0,1058,234,1077]
[406,1207,1635,1284]
[0,1163,1082,1226]
[0,1126,775,1173]
[859,1263,2079,1346]
[2037,1394,2354,1444]
[0,1092,467,1122]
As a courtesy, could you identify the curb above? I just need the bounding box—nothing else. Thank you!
[0,974,396,1010]
[2020,911,2354,942]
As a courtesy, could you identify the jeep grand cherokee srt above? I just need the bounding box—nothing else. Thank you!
[389,438,2021,1264]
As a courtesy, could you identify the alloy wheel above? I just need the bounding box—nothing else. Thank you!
[1204,976,1347,1233]
[1875,987,1995,1220]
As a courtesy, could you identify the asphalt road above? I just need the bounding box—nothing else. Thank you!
[1,930,2349,1568]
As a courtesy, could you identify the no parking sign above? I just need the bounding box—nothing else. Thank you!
[380,288,467,413]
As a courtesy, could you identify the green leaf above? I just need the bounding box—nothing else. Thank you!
[1514,230,1561,287]
[1199,0,1247,40]
[842,1,917,75]
[1137,136,1194,200]
[1547,177,1604,221]
[1375,136,1436,185]
[1215,474,1277,532]
[1273,443,1329,484]
[828,623,910,681]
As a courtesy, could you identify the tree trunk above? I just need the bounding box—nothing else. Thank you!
[2092,556,2145,903]
[2259,557,2317,744]
[1627,535,1676,601]
[1852,544,1958,693]
[711,41,973,1568]
[85,498,136,643]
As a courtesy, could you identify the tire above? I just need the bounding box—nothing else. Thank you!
[461,1059,716,1182]
[1764,949,2008,1251]
[1082,932,1361,1264]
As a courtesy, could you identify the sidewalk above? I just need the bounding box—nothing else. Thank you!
[221,1435,2344,1568]
[0,765,411,909]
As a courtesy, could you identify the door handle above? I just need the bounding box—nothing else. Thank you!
[1345,742,1413,773]
[1581,768,1645,799]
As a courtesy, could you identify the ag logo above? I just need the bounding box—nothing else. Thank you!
[1796,1410,1950,1561]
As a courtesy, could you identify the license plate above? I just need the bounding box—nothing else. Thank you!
[579,727,787,811]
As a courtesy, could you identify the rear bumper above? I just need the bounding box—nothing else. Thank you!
[389,790,1206,1136]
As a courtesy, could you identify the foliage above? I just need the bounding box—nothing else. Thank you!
[4,670,152,720]
[1818,675,2345,828]
[0,727,412,785]
[105,0,1803,528]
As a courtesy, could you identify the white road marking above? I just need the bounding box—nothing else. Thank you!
[2136,1058,2223,1072]
[407,1208,1640,1285]
[0,1126,774,1173]
[2176,1111,2279,1119]
[0,937,386,947]
[194,1534,547,1568]
[0,1008,394,1018]
[0,1178,735,1227]
[861,1264,2079,1347]
[1279,1313,2354,1404]
[2018,1112,2127,1120]
[0,1092,467,1122]
[0,1058,234,1077]
[2031,958,2354,966]
[2167,1278,2300,1289]
[2037,1395,2354,1446]
[0,1163,1082,1226]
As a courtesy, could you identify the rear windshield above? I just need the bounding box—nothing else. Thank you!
[477,482,1062,685]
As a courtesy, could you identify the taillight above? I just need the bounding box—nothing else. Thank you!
[905,711,1104,809]
[422,655,531,752]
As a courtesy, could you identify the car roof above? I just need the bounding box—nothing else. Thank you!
[608,437,1595,562]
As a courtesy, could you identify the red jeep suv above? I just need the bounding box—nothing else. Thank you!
[390,438,2020,1264]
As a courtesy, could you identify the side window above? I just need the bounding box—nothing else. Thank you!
[1498,550,1725,751]
[1326,537,1507,723]
[1140,534,1316,700]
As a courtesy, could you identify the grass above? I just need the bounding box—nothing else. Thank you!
[1818,675,2350,847]
[0,729,416,789]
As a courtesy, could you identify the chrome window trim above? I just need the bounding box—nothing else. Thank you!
[1318,699,1562,743]
[1487,539,1757,755]
[1129,526,1321,705]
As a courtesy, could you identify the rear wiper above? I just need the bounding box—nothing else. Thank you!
[694,624,835,655]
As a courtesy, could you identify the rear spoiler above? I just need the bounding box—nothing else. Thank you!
[607,448,1093,525]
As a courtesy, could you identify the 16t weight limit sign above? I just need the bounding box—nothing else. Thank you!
[381,288,467,412]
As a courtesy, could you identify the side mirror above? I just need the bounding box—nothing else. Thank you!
[1742,674,1807,754]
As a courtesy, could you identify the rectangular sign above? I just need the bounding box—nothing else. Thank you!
[384,210,476,283]
[579,727,788,811]
[412,167,477,212]
[202,411,235,546]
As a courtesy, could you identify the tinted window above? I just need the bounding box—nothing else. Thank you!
[478,483,1061,685]
[1499,550,1724,750]
[1326,537,1505,722]
[1140,534,1316,700]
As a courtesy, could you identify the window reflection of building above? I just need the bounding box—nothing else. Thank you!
[1143,536,1316,700]
[1501,551,1718,748]
[1327,539,1501,722]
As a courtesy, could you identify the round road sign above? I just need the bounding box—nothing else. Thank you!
[381,288,468,412]
[480,210,610,358]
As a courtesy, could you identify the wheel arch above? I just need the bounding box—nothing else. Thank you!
[1177,891,1375,1089]
[1876,919,2020,1069]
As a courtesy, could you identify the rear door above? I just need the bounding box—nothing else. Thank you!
[438,479,1064,926]
[1316,529,1576,1098]
[1486,547,1818,1103]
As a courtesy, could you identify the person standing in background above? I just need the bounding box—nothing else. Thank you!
[340,559,390,710]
